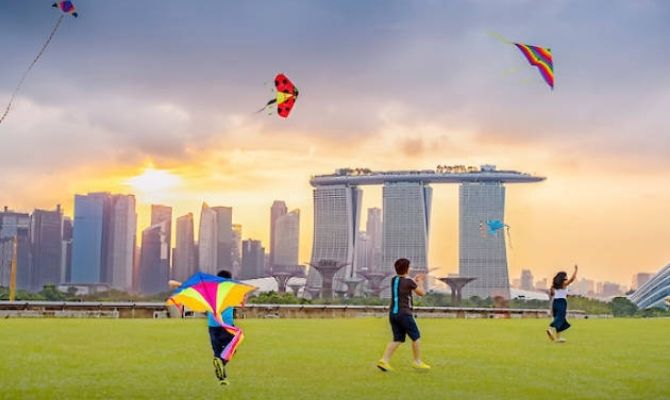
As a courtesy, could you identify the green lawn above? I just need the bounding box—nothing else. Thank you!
[0,318,667,399]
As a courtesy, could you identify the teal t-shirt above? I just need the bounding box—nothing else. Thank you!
[207,307,234,327]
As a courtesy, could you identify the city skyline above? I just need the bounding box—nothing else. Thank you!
[1,2,668,286]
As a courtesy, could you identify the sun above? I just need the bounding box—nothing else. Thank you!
[125,167,181,195]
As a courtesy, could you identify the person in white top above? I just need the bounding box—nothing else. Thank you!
[546,265,578,343]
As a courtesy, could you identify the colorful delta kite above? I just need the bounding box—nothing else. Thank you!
[258,73,299,118]
[167,272,256,361]
[52,1,78,17]
[0,2,78,125]
[514,43,554,90]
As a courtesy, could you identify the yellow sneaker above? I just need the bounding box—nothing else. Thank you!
[376,359,394,372]
[413,361,431,370]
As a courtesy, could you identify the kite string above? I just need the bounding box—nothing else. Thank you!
[0,14,65,125]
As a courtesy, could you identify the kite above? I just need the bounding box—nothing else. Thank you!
[167,272,256,361]
[489,31,554,90]
[0,2,78,125]
[514,43,554,90]
[479,219,513,248]
[257,73,299,118]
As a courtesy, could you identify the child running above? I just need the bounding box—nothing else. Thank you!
[169,270,238,385]
[546,264,578,343]
[377,258,431,371]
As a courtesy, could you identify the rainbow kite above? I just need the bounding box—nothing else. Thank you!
[167,272,256,361]
[514,43,554,90]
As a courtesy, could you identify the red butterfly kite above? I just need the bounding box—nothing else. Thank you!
[258,73,299,118]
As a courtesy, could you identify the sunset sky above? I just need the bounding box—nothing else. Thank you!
[1,1,668,287]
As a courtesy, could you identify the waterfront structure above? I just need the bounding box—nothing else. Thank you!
[310,165,544,299]
[629,263,670,309]
[306,185,362,291]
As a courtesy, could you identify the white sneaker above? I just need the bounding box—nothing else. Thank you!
[556,337,566,343]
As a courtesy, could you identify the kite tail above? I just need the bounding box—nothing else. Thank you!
[487,30,512,44]
[0,14,65,126]
[255,98,276,114]
[220,324,244,362]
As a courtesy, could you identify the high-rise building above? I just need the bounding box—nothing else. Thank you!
[459,182,510,299]
[30,206,63,290]
[71,193,112,284]
[269,201,288,267]
[61,216,73,283]
[307,185,362,290]
[174,213,196,281]
[520,269,534,291]
[629,263,670,309]
[631,272,653,291]
[241,239,265,279]
[273,209,300,267]
[150,204,172,275]
[572,278,595,297]
[138,221,170,294]
[232,224,242,276]
[365,207,382,271]
[382,182,432,276]
[198,203,218,274]
[211,206,233,272]
[355,231,371,272]
[0,207,31,290]
[107,195,137,291]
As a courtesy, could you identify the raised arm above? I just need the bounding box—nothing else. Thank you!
[566,265,578,285]
[413,274,426,297]
[168,280,182,289]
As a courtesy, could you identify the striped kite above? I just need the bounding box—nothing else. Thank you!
[514,43,554,90]
[258,73,299,118]
[168,272,256,361]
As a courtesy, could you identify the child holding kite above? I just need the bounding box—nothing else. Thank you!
[377,258,431,372]
[169,270,253,386]
[546,265,578,343]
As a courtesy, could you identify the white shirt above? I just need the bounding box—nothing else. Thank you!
[554,288,568,299]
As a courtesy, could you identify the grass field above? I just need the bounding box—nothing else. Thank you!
[0,317,668,399]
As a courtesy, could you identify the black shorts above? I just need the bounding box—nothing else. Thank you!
[389,313,421,342]
[209,326,235,359]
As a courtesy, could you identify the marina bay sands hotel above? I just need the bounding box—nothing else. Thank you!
[306,165,545,299]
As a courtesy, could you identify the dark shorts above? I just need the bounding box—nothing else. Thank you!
[209,326,235,359]
[389,313,421,342]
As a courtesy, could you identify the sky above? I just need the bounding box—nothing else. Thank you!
[1,1,669,287]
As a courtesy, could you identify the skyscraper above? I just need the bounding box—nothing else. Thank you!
[382,182,432,276]
[212,206,233,272]
[174,213,196,281]
[198,203,218,274]
[30,206,63,290]
[459,182,510,299]
[61,216,73,283]
[0,207,31,290]
[151,204,172,275]
[269,200,288,267]
[108,195,137,291]
[138,221,170,294]
[241,239,265,279]
[307,185,362,290]
[366,207,382,271]
[232,224,242,277]
[520,269,534,291]
[71,193,111,284]
[273,209,300,267]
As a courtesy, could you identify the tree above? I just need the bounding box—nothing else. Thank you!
[610,296,637,317]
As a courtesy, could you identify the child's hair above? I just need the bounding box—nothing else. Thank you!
[217,270,232,279]
[394,258,410,275]
[552,271,568,289]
